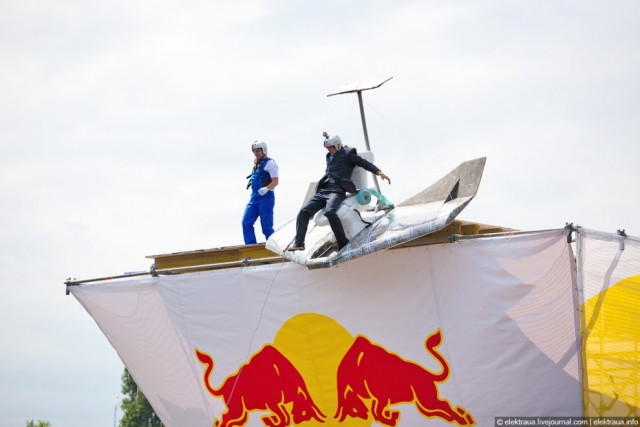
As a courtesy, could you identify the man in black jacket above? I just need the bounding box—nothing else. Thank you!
[288,134,391,252]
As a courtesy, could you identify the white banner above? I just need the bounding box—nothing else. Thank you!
[71,229,581,426]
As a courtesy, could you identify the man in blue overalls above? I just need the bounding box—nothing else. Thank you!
[242,141,279,245]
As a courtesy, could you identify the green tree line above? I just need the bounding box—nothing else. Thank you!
[119,368,162,427]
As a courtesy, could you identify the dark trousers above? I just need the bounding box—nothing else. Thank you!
[295,189,349,249]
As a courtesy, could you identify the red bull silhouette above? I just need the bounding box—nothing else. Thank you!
[334,329,475,426]
[195,345,326,427]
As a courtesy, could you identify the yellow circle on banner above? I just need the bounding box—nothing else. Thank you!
[273,313,372,427]
[584,274,640,414]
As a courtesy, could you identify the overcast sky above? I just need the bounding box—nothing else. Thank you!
[1,0,639,426]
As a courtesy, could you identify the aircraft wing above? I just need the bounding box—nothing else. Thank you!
[266,157,486,269]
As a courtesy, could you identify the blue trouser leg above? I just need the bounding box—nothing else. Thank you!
[258,194,275,240]
[242,198,259,244]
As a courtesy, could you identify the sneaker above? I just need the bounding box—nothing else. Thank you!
[287,243,305,251]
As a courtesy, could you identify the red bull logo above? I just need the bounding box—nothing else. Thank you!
[195,313,474,427]
[195,345,326,427]
[334,330,474,426]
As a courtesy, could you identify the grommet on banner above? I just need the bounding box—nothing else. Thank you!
[564,223,576,243]
[617,229,627,250]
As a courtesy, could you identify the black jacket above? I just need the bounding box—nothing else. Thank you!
[317,146,380,194]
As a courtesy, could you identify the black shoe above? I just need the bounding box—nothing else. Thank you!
[337,240,350,251]
[287,243,305,251]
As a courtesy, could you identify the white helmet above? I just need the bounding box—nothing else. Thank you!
[251,140,267,155]
[323,135,343,151]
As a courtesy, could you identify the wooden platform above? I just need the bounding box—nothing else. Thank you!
[393,219,512,249]
[147,220,514,272]
[148,243,280,271]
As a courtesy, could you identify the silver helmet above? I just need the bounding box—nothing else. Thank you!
[323,135,343,151]
[251,140,267,155]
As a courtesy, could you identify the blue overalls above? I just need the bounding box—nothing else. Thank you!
[242,158,275,244]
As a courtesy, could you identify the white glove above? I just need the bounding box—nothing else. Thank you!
[258,187,269,196]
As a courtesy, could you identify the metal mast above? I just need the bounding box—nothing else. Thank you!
[327,77,393,194]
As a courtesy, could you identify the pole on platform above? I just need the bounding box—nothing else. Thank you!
[327,77,393,196]
[357,91,371,151]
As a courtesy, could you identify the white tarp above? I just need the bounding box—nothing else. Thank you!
[576,227,640,301]
[70,229,582,426]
